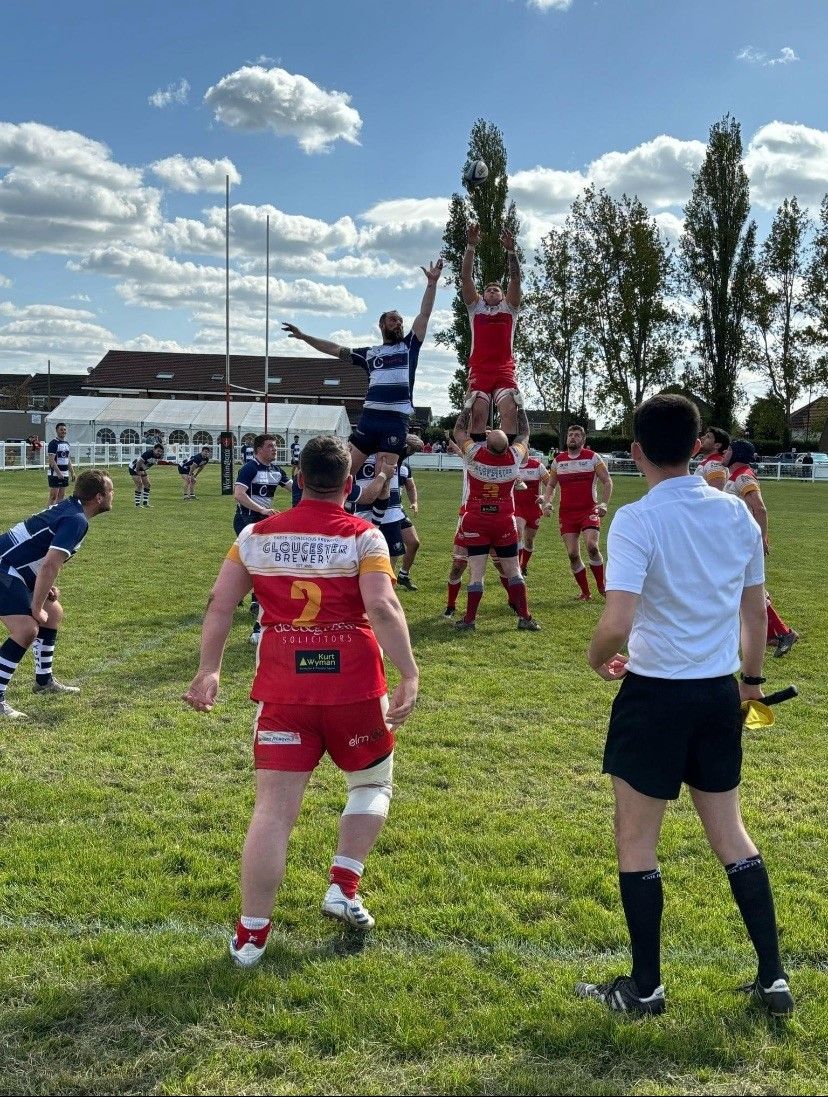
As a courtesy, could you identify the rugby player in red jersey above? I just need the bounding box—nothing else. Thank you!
[184,436,418,966]
[451,406,540,631]
[514,453,551,575]
[542,424,613,600]
[723,439,799,657]
[461,222,523,442]
[696,427,730,489]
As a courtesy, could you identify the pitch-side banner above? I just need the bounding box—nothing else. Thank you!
[219,431,234,495]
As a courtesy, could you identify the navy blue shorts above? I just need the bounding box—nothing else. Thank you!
[350,411,408,458]
[380,520,405,558]
[233,511,267,537]
[47,475,69,489]
[0,570,33,616]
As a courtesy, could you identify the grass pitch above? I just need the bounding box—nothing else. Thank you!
[0,466,826,1096]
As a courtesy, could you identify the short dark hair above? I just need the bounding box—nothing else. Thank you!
[378,310,401,329]
[253,433,276,452]
[634,394,700,466]
[299,435,351,495]
[73,470,110,502]
[706,426,730,452]
[152,443,164,452]
[56,422,66,429]
[567,423,586,435]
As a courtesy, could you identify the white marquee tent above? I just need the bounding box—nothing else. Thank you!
[45,397,351,461]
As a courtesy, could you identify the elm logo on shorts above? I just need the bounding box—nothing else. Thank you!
[258,731,301,746]
[295,651,340,673]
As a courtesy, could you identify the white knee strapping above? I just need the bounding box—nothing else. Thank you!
[343,751,394,817]
[494,386,523,408]
[464,389,490,410]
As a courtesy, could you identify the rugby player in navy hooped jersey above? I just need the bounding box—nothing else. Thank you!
[128,443,174,507]
[280,257,442,522]
[0,470,114,719]
[234,434,295,644]
[178,446,212,501]
[46,422,75,505]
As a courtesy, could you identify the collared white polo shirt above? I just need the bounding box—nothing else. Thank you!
[606,475,765,679]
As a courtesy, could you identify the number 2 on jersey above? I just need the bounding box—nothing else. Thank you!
[291,580,322,625]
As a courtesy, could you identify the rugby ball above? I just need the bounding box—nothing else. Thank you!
[462,159,489,189]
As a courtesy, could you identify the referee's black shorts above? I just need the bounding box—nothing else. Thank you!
[603,671,743,800]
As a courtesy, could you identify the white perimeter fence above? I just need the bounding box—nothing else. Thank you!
[0,441,289,471]
[1,443,826,482]
[406,452,828,482]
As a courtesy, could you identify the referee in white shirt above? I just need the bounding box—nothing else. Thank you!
[578,394,793,1018]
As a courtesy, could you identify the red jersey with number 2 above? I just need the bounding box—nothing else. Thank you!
[226,499,395,705]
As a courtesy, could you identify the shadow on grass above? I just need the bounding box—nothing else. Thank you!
[0,928,369,1096]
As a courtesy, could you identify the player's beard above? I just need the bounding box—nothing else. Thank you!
[382,325,403,343]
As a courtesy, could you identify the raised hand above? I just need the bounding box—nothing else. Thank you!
[420,258,444,284]
[281,322,303,340]
[467,223,481,247]
[500,227,516,252]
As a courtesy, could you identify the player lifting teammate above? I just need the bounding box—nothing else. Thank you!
[543,424,613,600]
[461,223,523,441]
[452,405,540,631]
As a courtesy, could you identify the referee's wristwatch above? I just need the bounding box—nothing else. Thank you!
[740,673,766,685]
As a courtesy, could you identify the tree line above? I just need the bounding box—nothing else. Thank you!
[437,117,828,445]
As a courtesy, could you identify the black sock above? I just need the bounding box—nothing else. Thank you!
[619,869,663,996]
[726,855,784,986]
[470,432,486,442]
[506,433,517,444]
[0,637,28,699]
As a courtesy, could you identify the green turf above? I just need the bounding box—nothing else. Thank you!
[0,466,825,1095]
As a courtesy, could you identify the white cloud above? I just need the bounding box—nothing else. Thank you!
[148,78,190,108]
[745,121,828,209]
[737,45,799,67]
[70,245,367,316]
[0,122,161,256]
[0,274,11,288]
[509,135,705,227]
[359,197,449,266]
[204,65,362,153]
[527,0,572,10]
[151,155,241,193]
[0,301,116,371]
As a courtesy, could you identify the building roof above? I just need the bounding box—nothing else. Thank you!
[790,395,828,430]
[86,350,369,401]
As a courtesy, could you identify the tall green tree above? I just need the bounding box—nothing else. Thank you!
[802,193,828,405]
[745,393,786,443]
[750,196,812,447]
[516,223,591,443]
[680,114,757,430]
[436,119,521,410]
[569,186,677,417]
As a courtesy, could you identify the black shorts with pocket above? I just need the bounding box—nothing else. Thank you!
[603,671,742,800]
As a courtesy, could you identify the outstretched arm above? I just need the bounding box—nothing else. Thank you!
[411,259,444,342]
[281,323,352,363]
[501,228,522,309]
[461,223,480,307]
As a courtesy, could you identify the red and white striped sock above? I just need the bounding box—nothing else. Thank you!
[330,855,364,899]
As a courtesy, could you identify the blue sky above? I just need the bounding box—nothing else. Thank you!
[1,0,826,416]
